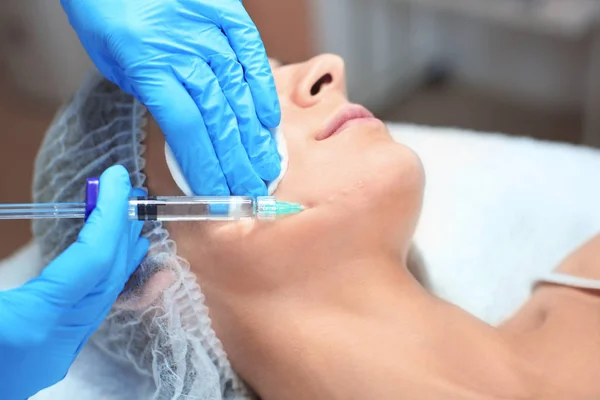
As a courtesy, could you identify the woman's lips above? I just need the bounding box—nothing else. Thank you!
[317,104,376,140]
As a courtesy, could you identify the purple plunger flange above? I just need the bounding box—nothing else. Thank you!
[85,177,100,221]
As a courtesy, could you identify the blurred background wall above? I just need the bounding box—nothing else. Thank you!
[0,0,598,258]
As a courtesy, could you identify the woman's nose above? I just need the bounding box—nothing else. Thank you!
[293,54,346,108]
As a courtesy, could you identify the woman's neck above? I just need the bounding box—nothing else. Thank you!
[231,253,542,400]
[172,216,543,399]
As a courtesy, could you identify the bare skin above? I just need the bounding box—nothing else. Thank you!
[143,54,600,399]
[500,235,600,399]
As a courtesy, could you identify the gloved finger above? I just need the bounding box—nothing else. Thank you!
[55,285,116,331]
[122,221,147,281]
[23,166,132,308]
[82,42,127,92]
[128,238,149,277]
[207,44,281,183]
[129,219,145,247]
[222,7,281,128]
[74,317,106,356]
[100,60,132,96]
[131,187,147,197]
[180,59,267,196]
[97,234,147,302]
[76,298,116,356]
[78,165,132,254]
[104,217,144,288]
[59,0,72,14]
[128,188,147,244]
[58,236,146,330]
[252,125,280,184]
[134,69,229,195]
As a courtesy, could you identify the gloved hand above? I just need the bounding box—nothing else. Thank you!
[61,0,281,197]
[0,166,149,399]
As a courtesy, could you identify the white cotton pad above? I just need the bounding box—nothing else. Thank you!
[266,126,289,194]
[165,127,289,196]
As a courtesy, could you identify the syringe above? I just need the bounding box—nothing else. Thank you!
[0,178,303,222]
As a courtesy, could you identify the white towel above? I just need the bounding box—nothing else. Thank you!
[390,123,600,325]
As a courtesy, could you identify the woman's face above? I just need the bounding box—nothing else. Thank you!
[148,54,425,256]
[265,54,424,252]
[147,53,425,277]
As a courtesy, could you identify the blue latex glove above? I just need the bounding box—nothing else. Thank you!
[0,166,149,399]
[61,0,281,197]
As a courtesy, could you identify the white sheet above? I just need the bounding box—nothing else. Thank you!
[5,123,598,398]
[391,123,600,325]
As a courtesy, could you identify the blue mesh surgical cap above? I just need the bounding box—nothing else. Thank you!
[32,70,253,400]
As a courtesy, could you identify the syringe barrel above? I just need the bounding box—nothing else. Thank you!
[128,196,257,221]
